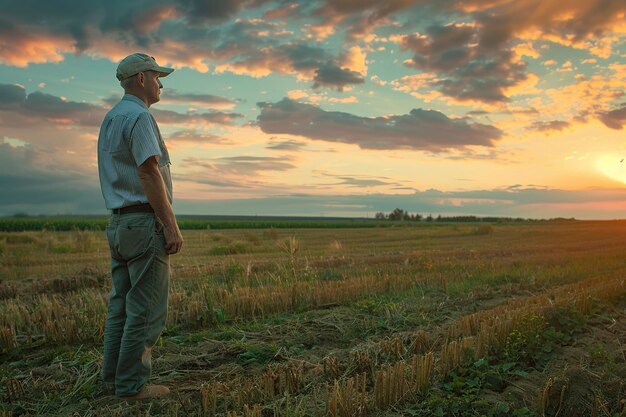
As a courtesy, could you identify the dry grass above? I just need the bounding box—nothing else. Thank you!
[328,372,367,417]
[1,221,626,416]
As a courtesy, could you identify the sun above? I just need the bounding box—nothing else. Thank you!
[597,153,626,185]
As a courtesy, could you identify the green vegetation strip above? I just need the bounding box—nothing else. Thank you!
[0,217,395,232]
[0,213,553,232]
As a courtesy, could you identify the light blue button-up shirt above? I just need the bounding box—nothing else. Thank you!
[97,94,172,210]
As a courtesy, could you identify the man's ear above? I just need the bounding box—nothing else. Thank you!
[137,72,145,85]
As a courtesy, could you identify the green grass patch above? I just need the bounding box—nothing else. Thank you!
[236,341,279,366]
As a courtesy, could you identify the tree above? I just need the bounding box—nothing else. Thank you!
[389,208,407,221]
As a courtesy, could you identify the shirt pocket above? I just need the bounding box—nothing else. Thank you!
[100,117,129,154]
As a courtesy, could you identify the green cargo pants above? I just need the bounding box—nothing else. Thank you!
[102,212,169,396]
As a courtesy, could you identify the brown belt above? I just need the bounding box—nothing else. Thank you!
[112,203,154,215]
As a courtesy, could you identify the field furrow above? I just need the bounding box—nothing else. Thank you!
[0,221,625,417]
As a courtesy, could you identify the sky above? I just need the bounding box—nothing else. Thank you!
[1,0,626,219]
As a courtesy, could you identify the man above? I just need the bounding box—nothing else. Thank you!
[97,53,184,400]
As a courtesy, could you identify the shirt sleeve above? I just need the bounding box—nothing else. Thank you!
[128,112,162,167]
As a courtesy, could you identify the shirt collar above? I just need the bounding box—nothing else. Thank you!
[122,93,148,109]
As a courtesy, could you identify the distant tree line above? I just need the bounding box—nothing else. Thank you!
[375,208,423,221]
[374,208,536,222]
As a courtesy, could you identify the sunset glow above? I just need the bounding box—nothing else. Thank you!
[597,154,626,185]
[1,0,626,218]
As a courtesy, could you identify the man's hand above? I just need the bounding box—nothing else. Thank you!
[138,156,183,255]
[163,224,184,255]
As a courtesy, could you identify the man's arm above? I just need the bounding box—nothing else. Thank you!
[138,156,183,254]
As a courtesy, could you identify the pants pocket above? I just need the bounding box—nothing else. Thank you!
[117,217,155,260]
[106,224,119,260]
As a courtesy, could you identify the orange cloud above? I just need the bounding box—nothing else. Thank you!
[504,73,541,96]
[263,3,300,20]
[302,22,337,41]
[464,1,626,59]
[328,96,358,104]
[457,0,626,42]
[286,90,358,104]
[538,67,626,125]
[214,49,295,78]
[341,46,368,76]
[0,31,74,67]
[391,74,438,92]
[512,41,539,59]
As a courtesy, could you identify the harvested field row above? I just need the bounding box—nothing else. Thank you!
[1,222,625,417]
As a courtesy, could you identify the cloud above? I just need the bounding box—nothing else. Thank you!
[3,85,235,131]
[278,43,365,90]
[160,89,238,109]
[0,3,369,91]
[100,93,243,125]
[312,0,418,39]
[370,75,387,86]
[166,129,230,144]
[506,108,540,116]
[530,120,571,132]
[0,2,181,65]
[151,108,243,126]
[101,95,120,107]
[183,155,296,176]
[102,90,237,110]
[286,89,358,104]
[266,139,308,151]
[0,83,244,164]
[318,172,402,188]
[0,83,104,126]
[0,20,74,67]
[395,1,626,103]
[598,105,626,130]
[210,40,367,90]
[451,0,626,50]
[327,96,358,104]
[435,149,505,161]
[0,83,26,106]
[529,64,626,128]
[340,45,367,75]
[22,92,103,125]
[256,98,502,151]
[6,142,626,220]
[172,174,251,189]
[312,63,365,91]
[168,186,626,219]
[556,60,574,72]
[3,0,625,83]
[0,84,101,179]
[0,140,102,215]
[335,177,394,187]
[171,154,298,194]
[263,3,301,20]
[158,20,369,90]
[182,0,262,23]
[399,23,528,103]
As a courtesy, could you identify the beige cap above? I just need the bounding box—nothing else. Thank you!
[116,53,174,81]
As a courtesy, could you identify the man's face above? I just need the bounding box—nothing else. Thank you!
[142,70,163,105]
